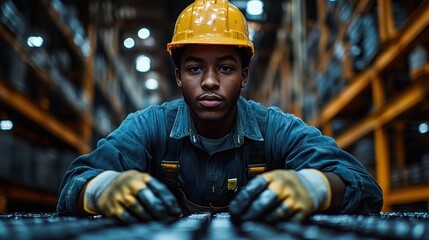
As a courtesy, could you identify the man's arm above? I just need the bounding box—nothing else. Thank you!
[266,109,383,213]
[57,109,162,215]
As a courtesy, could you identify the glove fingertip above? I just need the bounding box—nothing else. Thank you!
[141,182,183,219]
[146,178,164,190]
[228,203,239,216]
[121,210,140,223]
[172,205,183,216]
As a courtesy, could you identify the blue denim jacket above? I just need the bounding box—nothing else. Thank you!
[57,97,383,214]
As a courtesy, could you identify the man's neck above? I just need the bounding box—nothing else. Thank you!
[195,120,234,139]
[192,111,237,139]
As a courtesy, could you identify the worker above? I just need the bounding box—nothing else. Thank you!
[57,0,383,223]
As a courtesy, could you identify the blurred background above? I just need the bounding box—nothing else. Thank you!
[0,0,429,213]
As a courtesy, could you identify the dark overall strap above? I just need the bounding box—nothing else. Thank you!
[246,104,267,179]
[160,107,181,187]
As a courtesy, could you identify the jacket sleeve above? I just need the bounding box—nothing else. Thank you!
[265,107,383,213]
[56,109,158,214]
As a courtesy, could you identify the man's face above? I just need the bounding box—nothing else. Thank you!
[176,44,248,128]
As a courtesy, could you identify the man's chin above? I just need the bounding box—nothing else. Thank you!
[197,114,222,124]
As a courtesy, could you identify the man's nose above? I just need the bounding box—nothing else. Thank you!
[201,70,220,90]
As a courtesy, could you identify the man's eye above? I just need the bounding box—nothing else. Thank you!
[187,66,201,73]
[219,66,233,72]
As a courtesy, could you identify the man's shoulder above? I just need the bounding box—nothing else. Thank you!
[239,97,266,110]
[239,97,299,123]
[239,97,281,116]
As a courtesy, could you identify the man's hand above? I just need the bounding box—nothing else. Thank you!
[229,169,331,223]
[85,170,182,222]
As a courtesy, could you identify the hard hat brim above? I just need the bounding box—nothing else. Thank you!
[167,38,254,56]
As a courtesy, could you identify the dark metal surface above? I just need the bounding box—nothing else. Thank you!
[1,212,429,239]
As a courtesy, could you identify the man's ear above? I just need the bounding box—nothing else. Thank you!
[175,68,182,87]
[241,67,249,88]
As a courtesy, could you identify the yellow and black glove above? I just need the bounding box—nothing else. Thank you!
[229,169,331,223]
[83,170,182,222]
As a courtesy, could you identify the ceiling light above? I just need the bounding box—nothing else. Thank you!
[246,0,264,16]
[0,120,13,130]
[138,28,151,40]
[123,37,135,49]
[418,122,429,134]
[145,78,159,90]
[27,36,44,48]
[136,55,151,72]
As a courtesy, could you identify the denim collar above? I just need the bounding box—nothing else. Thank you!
[170,97,264,148]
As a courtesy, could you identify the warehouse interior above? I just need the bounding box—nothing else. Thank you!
[1,0,429,217]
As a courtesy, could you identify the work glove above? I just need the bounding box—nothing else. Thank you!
[83,170,182,222]
[229,169,331,223]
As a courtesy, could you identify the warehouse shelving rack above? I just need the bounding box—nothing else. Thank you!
[0,0,135,212]
[255,0,429,211]
[313,0,429,212]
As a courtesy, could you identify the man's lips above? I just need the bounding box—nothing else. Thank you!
[198,94,223,108]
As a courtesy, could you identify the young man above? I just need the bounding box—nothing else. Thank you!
[57,0,383,223]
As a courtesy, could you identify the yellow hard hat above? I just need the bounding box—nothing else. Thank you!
[167,0,254,57]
